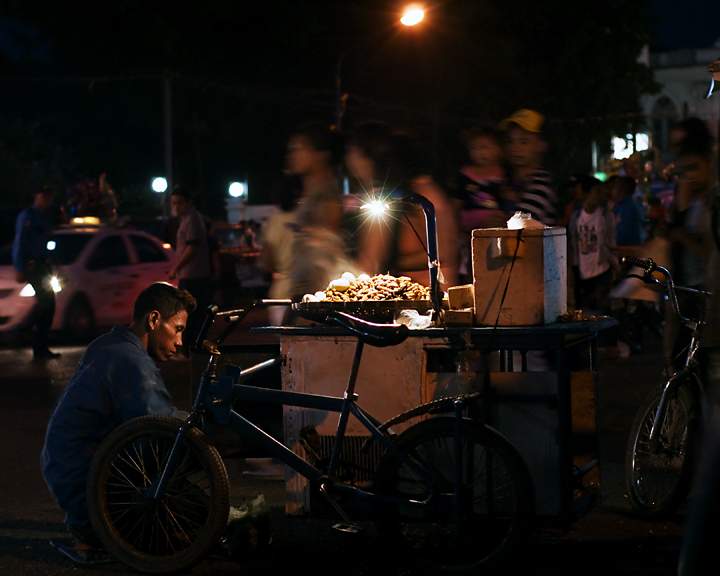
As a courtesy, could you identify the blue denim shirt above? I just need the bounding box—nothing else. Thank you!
[41,324,178,527]
[12,205,53,273]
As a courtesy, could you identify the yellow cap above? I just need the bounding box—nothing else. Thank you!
[499,109,545,133]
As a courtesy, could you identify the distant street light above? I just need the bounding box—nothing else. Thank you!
[152,177,168,193]
[335,4,426,131]
[228,182,246,198]
[401,5,424,26]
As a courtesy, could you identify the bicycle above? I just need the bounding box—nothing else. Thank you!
[85,299,535,575]
[623,256,711,519]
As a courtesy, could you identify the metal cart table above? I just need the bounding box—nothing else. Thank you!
[253,317,617,521]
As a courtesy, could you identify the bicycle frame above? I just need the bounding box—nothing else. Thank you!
[623,257,710,446]
[150,308,470,513]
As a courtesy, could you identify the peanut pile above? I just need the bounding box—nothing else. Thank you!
[315,273,431,302]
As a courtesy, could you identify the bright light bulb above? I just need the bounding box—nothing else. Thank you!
[47,240,56,251]
[50,276,61,293]
[361,199,390,216]
[229,182,245,198]
[19,283,36,297]
[151,177,168,193]
[401,7,424,26]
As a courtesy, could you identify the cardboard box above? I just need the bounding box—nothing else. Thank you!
[472,227,567,326]
[447,284,475,310]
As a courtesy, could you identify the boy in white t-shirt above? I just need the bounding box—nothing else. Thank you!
[568,177,620,312]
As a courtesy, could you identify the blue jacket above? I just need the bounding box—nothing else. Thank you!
[40,324,178,527]
[613,195,646,246]
[12,205,53,273]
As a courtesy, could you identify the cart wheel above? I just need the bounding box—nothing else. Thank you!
[625,380,700,519]
[373,417,534,575]
[87,415,229,574]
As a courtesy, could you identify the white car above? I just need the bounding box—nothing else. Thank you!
[0,222,176,341]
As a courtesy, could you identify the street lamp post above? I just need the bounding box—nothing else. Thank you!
[334,4,424,132]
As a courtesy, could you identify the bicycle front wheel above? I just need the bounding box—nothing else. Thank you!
[373,417,534,575]
[625,380,700,520]
[87,415,230,573]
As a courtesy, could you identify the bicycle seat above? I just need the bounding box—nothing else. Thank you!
[326,312,410,347]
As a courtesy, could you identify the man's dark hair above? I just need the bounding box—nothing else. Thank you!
[675,117,714,158]
[133,282,196,321]
[171,184,194,202]
[290,122,342,166]
[345,120,430,188]
[581,176,602,194]
[616,176,636,198]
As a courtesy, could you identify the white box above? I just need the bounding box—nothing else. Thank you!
[472,227,567,326]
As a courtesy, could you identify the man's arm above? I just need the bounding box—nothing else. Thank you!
[117,361,178,423]
[12,210,31,282]
[168,244,199,280]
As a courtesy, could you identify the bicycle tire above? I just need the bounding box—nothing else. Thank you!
[87,415,230,573]
[373,417,534,575]
[625,379,701,520]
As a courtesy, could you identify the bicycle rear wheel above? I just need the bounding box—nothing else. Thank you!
[625,380,700,519]
[87,415,230,573]
[373,417,534,575]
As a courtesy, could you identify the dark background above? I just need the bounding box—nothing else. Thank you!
[0,0,715,223]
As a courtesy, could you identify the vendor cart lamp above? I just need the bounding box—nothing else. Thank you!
[360,198,390,217]
[361,189,443,319]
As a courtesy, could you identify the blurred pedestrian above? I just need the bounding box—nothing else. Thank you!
[345,121,459,288]
[501,109,558,225]
[568,176,620,313]
[664,150,713,370]
[259,174,300,324]
[453,125,511,282]
[168,185,211,356]
[12,184,60,360]
[41,283,194,564]
[284,123,353,301]
[612,176,646,248]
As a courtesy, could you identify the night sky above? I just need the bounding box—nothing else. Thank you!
[0,1,716,221]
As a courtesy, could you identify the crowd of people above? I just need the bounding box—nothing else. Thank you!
[258,109,561,324]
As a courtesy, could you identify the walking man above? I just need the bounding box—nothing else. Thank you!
[12,184,60,359]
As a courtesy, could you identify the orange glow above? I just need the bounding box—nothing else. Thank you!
[401,5,424,26]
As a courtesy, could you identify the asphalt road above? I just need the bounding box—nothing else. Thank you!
[0,321,688,576]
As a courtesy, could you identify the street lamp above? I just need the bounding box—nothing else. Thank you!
[334,4,425,131]
[400,5,424,26]
[151,177,168,193]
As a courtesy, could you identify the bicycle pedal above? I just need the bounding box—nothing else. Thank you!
[332,522,363,535]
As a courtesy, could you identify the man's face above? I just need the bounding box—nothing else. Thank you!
[34,192,54,211]
[171,195,190,218]
[677,154,711,192]
[506,126,544,168]
[286,136,326,177]
[147,310,188,361]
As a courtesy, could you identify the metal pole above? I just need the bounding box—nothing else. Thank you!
[163,71,173,218]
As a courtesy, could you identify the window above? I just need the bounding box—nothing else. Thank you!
[86,235,130,271]
[130,234,169,263]
[49,233,93,266]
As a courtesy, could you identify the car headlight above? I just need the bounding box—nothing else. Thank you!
[19,283,36,297]
[50,276,62,293]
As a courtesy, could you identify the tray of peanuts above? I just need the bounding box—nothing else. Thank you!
[294,272,433,323]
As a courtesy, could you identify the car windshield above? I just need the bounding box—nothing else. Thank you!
[49,233,93,265]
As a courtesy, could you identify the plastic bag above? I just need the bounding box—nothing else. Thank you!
[506,211,547,229]
[394,309,433,329]
[221,495,272,560]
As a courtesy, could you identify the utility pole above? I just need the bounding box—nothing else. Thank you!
[163,71,173,218]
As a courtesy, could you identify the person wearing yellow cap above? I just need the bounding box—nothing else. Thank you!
[500,109,558,226]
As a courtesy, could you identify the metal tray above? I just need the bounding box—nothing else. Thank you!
[293,300,432,323]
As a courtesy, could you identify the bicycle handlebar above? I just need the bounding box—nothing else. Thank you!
[192,304,219,353]
[621,256,707,329]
